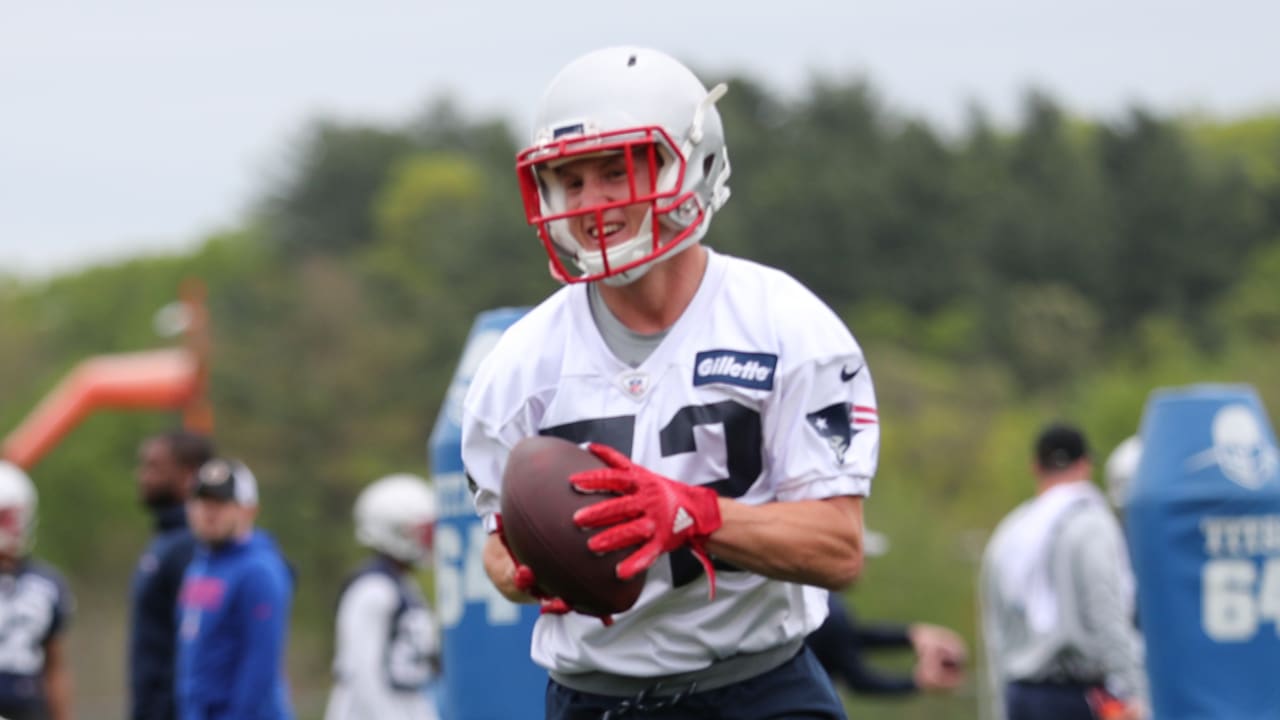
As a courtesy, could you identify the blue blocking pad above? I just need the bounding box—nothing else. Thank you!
[429,307,542,720]
[1127,384,1280,720]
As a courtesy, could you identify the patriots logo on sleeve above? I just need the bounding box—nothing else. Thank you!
[806,402,878,463]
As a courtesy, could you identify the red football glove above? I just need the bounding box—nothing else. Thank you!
[494,514,612,625]
[1087,688,1142,720]
[570,443,723,599]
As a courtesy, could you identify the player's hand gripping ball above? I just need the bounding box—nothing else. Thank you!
[499,436,647,616]
[571,443,723,598]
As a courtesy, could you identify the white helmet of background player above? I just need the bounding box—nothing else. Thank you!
[1104,435,1142,509]
[517,46,732,286]
[0,461,37,556]
[354,473,437,565]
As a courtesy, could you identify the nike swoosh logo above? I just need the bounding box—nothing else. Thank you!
[840,365,862,382]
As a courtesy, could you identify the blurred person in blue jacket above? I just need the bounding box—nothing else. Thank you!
[130,430,214,720]
[0,462,74,720]
[176,458,294,720]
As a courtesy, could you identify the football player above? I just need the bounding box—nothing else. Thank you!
[462,46,876,719]
[325,474,440,720]
[1104,435,1141,510]
[0,462,74,720]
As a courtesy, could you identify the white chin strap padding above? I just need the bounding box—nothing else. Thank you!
[575,209,657,280]
[600,261,654,287]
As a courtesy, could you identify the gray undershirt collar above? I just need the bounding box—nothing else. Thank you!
[587,283,668,368]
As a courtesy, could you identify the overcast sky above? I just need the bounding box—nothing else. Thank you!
[3,0,1278,277]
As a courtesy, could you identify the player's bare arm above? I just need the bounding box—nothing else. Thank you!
[707,495,864,590]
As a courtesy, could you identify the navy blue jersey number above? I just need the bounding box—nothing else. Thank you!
[541,400,762,588]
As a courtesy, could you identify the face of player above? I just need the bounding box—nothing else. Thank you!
[554,151,656,252]
[187,497,253,545]
[136,438,186,507]
[0,506,25,562]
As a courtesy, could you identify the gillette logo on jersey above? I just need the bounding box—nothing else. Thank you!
[693,350,778,391]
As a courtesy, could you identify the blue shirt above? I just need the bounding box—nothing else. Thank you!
[176,530,294,720]
[130,504,197,720]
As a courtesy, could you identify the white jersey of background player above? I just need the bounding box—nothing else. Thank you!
[462,46,875,712]
[325,475,439,720]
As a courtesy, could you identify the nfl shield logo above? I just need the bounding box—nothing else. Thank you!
[617,371,650,400]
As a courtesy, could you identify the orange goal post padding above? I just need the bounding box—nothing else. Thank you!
[2,349,209,470]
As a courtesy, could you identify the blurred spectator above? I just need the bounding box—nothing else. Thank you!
[176,458,294,720]
[325,473,440,720]
[0,462,74,720]
[130,430,213,720]
[980,424,1147,720]
[808,594,967,696]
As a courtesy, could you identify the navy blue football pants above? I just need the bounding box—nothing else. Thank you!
[1004,681,1097,720]
[0,702,45,720]
[545,646,847,720]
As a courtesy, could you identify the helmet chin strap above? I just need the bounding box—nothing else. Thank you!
[573,209,659,282]
[579,199,717,287]
[599,260,655,287]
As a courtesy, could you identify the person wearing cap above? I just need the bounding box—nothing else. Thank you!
[0,461,74,720]
[130,430,214,720]
[979,424,1147,720]
[176,458,295,720]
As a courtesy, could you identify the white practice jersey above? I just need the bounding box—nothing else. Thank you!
[462,249,879,677]
[324,561,439,720]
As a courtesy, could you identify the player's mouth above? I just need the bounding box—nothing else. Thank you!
[584,221,627,248]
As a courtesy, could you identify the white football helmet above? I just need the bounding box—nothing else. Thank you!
[1104,435,1142,508]
[354,473,436,565]
[0,461,37,556]
[517,46,732,285]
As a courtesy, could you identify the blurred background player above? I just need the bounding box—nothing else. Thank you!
[0,462,73,720]
[130,430,214,720]
[808,594,966,696]
[325,473,440,720]
[980,424,1146,720]
[1104,435,1142,511]
[176,458,294,720]
[465,46,875,719]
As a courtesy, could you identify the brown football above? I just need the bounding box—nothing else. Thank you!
[499,435,646,616]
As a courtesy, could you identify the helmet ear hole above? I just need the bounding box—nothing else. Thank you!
[702,153,715,176]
